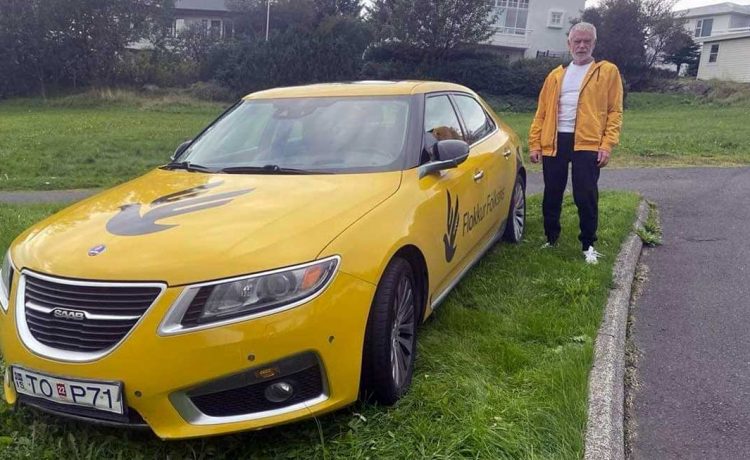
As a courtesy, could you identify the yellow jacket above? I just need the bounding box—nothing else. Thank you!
[529,60,623,155]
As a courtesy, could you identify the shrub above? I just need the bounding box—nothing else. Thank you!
[361,42,509,94]
[209,16,372,93]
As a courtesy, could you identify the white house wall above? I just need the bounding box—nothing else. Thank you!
[488,0,585,59]
[524,0,583,57]
[685,14,733,38]
[729,15,750,29]
[697,37,750,82]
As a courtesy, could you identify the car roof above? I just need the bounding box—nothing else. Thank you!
[243,81,476,100]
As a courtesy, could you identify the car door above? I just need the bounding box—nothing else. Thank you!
[418,93,488,297]
[451,93,515,244]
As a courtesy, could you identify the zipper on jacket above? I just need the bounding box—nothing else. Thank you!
[573,61,602,151]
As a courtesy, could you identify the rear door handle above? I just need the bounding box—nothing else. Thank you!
[473,170,484,182]
[503,148,512,158]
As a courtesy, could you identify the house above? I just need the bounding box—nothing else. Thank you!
[696,31,750,82]
[675,2,750,82]
[487,0,585,60]
[172,0,236,39]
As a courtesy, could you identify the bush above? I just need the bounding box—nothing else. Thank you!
[114,50,200,88]
[503,57,564,97]
[362,42,565,98]
[361,42,509,94]
[209,16,372,93]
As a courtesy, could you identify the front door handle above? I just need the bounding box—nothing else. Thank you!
[473,170,484,182]
[503,148,513,158]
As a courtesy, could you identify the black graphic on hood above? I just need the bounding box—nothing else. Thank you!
[106,181,253,236]
[443,190,459,263]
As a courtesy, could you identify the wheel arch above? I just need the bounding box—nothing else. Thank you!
[391,245,429,323]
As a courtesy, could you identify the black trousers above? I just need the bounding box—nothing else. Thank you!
[542,133,600,250]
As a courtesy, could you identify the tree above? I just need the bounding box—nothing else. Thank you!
[227,0,318,38]
[313,0,363,18]
[662,29,700,76]
[367,0,499,53]
[0,0,172,98]
[579,0,686,88]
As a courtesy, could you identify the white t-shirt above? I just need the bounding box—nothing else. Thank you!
[557,61,593,133]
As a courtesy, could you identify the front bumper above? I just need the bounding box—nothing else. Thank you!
[0,270,375,439]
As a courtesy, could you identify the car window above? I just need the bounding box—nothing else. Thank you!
[424,95,464,142]
[180,96,411,173]
[453,95,495,144]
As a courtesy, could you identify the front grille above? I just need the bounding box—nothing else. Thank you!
[23,274,161,353]
[190,364,324,417]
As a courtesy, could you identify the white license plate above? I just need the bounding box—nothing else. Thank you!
[11,367,124,414]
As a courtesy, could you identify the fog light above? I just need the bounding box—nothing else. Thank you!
[264,381,294,403]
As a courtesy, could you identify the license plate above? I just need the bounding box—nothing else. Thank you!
[11,366,124,415]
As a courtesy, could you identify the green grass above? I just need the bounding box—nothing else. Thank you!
[1,90,749,191]
[499,92,750,169]
[0,94,225,191]
[0,192,640,459]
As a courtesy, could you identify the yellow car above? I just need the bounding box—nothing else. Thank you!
[0,81,526,439]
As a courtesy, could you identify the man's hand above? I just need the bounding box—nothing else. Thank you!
[529,150,542,164]
[597,149,610,167]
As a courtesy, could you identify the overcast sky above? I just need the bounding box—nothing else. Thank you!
[671,0,750,10]
[582,0,750,10]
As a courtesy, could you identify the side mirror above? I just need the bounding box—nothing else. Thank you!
[419,140,470,178]
[171,140,192,161]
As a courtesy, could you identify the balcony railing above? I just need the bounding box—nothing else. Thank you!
[489,27,532,48]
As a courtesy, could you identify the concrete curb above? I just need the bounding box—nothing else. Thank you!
[584,199,649,460]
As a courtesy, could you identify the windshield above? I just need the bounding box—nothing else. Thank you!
[178,96,412,173]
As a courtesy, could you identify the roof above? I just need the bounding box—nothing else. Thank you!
[243,81,475,99]
[702,30,750,41]
[174,0,229,12]
[676,2,750,18]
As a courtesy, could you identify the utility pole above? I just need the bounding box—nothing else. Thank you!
[265,0,271,41]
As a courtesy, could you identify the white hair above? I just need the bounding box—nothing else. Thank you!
[569,22,597,41]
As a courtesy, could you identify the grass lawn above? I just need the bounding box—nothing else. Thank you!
[0,96,225,191]
[0,191,640,459]
[0,91,748,191]
[500,92,750,169]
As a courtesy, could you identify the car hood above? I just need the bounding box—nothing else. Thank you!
[12,169,402,285]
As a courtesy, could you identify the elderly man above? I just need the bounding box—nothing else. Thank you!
[529,22,623,264]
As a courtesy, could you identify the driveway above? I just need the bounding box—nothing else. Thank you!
[529,166,750,459]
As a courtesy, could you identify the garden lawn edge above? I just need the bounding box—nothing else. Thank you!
[584,200,649,460]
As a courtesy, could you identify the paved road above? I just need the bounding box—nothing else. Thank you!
[531,167,750,459]
[2,167,749,458]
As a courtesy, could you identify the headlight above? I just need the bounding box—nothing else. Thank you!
[159,256,339,335]
[1,251,14,311]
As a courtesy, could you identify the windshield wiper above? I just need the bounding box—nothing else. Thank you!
[161,161,216,173]
[219,165,322,175]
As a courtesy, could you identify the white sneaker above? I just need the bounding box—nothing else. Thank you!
[540,241,557,249]
[583,246,602,265]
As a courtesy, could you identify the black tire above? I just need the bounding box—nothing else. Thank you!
[502,174,526,243]
[361,257,418,405]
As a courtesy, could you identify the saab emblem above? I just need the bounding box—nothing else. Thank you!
[53,308,86,321]
[88,244,106,256]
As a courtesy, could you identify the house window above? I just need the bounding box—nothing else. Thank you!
[172,18,185,36]
[210,20,221,39]
[223,20,234,39]
[708,44,719,63]
[496,0,529,35]
[548,10,564,28]
[695,18,713,37]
